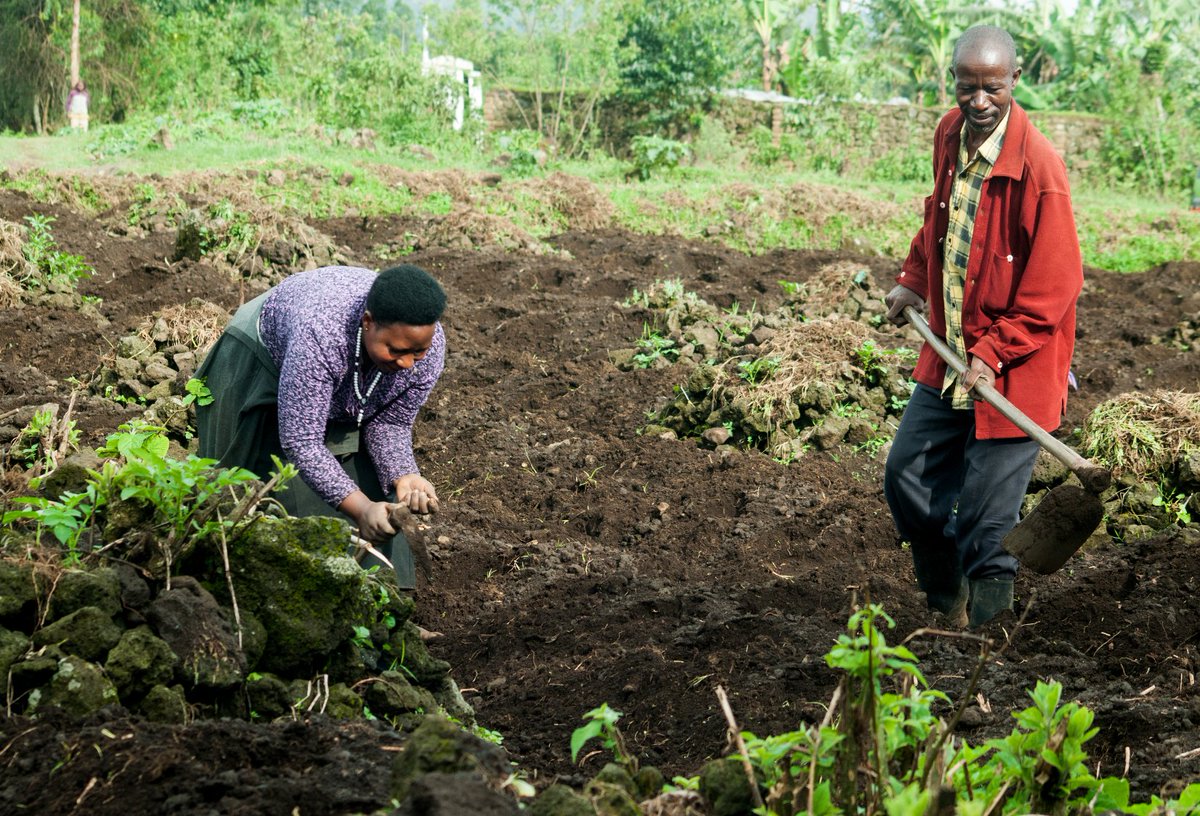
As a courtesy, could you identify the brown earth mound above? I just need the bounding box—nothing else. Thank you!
[1,185,1199,814]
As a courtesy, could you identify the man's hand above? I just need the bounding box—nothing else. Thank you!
[394,473,440,515]
[356,500,397,543]
[885,284,926,326]
[962,356,997,399]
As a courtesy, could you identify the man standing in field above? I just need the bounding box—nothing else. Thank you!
[883,25,1082,627]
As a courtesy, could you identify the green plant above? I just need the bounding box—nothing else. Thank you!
[629,135,691,181]
[2,491,97,564]
[350,625,373,649]
[622,278,687,309]
[854,340,889,385]
[710,602,1200,815]
[126,182,160,227]
[570,703,637,773]
[631,324,680,368]
[1152,484,1193,525]
[983,680,1102,813]
[615,0,738,135]
[6,408,79,475]
[738,355,781,386]
[199,199,258,259]
[3,420,285,572]
[494,130,543,177]
[182,377,214,408]
[20,214,94,292]
[866,146,930,184]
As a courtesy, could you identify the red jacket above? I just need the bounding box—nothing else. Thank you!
[898,102,1082,439]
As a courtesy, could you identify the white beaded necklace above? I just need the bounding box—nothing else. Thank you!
[353,325,383,426]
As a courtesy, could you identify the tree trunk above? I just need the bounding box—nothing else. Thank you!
[71,0,81,85]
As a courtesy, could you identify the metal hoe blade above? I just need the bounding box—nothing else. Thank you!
[1002,484,1105,574]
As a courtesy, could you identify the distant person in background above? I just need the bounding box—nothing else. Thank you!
[883,25,1082,628]
[196,265,447,591]
[66,81,90,131]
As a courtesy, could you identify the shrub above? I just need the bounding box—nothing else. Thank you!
[628,135,690,181]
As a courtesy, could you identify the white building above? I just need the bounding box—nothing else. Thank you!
[421,21,483,131]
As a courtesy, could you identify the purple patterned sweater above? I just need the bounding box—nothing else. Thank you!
[258,266,445,506]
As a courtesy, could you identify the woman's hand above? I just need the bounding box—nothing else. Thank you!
[394,474,440,515]
[356,500,398,542]
[339,491,397,542]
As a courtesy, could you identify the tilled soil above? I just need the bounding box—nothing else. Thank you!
[1,188,1199,814]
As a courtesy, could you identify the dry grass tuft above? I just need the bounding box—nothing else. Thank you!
[0,274,21,309]
[424,210,548,254]
[786,260,881,318]
[519,172,615,232]
[1082,390,1200,477]
[0,219,31,308]
[713,316,878,411]
[136,299,231,352]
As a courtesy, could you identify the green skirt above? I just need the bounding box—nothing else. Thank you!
[195,293,415,588]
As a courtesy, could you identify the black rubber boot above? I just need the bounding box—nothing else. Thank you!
[968,578,1014,628]
[912,552,969,614]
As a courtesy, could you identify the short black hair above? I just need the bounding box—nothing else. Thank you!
[952,25,1018,74]
[365,264,446,326]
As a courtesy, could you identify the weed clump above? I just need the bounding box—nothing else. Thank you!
[1083,390,1200,478]
[1077,390,1200,536]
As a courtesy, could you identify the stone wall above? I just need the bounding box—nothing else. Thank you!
[483,88,1108,170]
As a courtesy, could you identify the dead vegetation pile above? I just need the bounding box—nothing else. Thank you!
[369,166,479,204]
[714,317,882,413]
[134,300,230,354]
[4,169,344,283]
[90,299,233,440]
[0,219,30,308]
[782,258,889,321]
[422,210,549,254]
[783,180,913,228]
[616,268,916,460]
[0,169,122,214]
[1082,390,1200,478]
[513,172,615,232]
[143,177,345,283]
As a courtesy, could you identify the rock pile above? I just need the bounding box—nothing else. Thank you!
[614,266,916,459]
[90,300,230,440]
[1,514,470,728]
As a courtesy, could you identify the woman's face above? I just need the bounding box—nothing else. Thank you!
[360,312,435,372]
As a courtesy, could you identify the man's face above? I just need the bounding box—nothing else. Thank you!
[952,47,1020,138]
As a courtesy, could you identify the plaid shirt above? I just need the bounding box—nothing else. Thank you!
[942,109,1010,408]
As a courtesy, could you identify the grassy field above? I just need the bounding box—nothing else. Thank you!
[2,122,1197,273]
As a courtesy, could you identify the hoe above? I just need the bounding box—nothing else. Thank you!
[903,306,1111,573]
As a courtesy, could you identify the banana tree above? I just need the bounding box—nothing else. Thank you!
[743,0,794,145]
[873,0,963,107]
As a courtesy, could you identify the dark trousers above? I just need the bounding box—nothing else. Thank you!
[884,384,1039,585]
